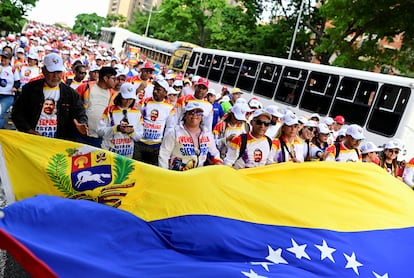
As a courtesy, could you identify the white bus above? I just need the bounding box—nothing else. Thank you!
[186,47,414,159]
[98,27,135,55]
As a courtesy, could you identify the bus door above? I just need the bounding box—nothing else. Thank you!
[196,53,213,78]
[330,78,378,126]
[274,67,308,106]
[236,60,260,93]
[367,85,411,137]
[300,71,339,115]
[221,57,242,88]
[186,52,200,76]
[254,63,282,100]
[208,55,225,83]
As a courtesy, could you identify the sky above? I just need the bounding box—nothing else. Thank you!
[26,0,110,28]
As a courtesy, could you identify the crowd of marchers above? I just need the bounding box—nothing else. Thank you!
[1,21,413,188]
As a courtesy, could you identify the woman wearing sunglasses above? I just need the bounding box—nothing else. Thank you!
[379,140,404,177]
[273,112,304,163]
[159,102,223,171]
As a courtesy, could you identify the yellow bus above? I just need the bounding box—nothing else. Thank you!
[123,34,200,72]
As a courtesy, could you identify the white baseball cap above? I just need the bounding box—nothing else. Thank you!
[317,123,331,134]
[304,120,318,128]
[323,116,335,125]
[167,87,180,95]
[120,83,137,100]
[282,112,299,126]
[252,109,272,121]
[265,105,283,118]
[153,79,170,92]
[185,102,204,112]
[360,141,383,154]
[309,113,321,121]
[384,139,403,151]
[43,53,65,72]
[346,124,365,140]
[231,103,250,121]
[173,80,183,87]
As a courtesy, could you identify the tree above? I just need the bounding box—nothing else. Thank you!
[0,0,37,33]
[72,13,108,40]
[315,1,414,74]
[106,14,127,28]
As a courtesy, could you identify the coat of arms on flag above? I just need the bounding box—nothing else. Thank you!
[46,145,136,207]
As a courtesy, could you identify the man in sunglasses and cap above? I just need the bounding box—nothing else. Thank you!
[224,109,274,169]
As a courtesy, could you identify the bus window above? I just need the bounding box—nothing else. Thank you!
[172,56,185,70]
[300,72,338,115]
[221,57,242,87]
[208,55,225,82]
[336,78,358,101]
[187,52,200,76]
[355,81,377,106]
[236,60,259,92]
[254,63,282,99]
[196,53,212,78]
[274,67,308,106]
[331,79,378,126]
[367,85,410,137]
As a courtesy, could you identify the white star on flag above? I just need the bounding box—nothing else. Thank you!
[266,245,288,264]
[241,269,268,278]
[344,252,363,275]
[251,262,273,272]
[373,271,389,278]
[315,240,336,262]
[287,238,311,260]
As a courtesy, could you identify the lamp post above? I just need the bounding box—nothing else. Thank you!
[144,3,154,37]
[288,0,305,60]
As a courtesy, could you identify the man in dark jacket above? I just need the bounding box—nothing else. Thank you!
[12,53,88,141]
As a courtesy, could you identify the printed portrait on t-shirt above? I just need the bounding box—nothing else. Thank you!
[42,98,56,115]
[150,109,159,121]
[35,98,58,138]
[254,149,263,162]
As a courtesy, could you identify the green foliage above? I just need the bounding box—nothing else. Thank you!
[106,14,127,28]
[316,0,413,74]
[46,153,75,197]
[0,0,37,33]
[72,13,108,39]
[113,155,135,185]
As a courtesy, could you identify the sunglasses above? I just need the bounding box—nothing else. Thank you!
[255,120,271,127]
[78,71,87,75]
[306,127,315,132]
[388,149,399,154]
[187,110,203,116]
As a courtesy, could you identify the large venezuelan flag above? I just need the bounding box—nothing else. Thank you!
[1,130,414,277]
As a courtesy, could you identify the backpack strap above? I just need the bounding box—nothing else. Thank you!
[238,134,272,160]
[237,133,248,160]
[335,142,340,159]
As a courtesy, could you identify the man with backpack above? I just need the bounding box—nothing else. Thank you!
[325,124,364,162]
[224,109,274,169]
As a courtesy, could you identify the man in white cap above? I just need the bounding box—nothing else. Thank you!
[176,77,214,131]
[12,53,88,140]
[265,105,283,139]
[224,109,274,169]
[134,77,175,165]
[360,141,382,164]
[325,124,364,162]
